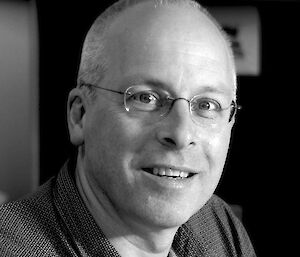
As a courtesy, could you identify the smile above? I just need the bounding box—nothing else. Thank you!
[142,167,196,179]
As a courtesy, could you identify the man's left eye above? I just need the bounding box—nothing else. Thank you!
[195,99,221,111]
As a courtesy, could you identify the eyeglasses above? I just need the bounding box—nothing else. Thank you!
[80,82,241,131]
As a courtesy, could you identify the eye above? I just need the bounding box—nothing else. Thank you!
[194,98,221,111]
[198,99,220,111]
[134,92,158,104]
[127,90,162,111]
[192,97,222,118]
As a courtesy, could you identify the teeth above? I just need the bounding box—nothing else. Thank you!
[165,168,180,177]
[180,171,189,178]
[153,168,159,176]
[152,167,190,178]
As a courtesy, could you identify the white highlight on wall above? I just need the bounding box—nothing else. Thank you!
[0,0,39,202]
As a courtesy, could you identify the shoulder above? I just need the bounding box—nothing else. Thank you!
[185,195,242,233]
[0,178,63,256]
[176,195,256,257]
[0,178,55,222]
[205,194,240,221]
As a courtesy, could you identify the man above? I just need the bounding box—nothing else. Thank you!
[0,0,256,256]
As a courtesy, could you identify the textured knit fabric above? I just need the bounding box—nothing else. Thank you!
[0,161,256,257]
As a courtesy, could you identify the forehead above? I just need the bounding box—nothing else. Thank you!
[103,2,234,96]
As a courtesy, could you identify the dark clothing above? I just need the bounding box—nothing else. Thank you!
[0,162,256,256]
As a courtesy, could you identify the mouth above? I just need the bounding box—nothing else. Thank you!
[141,167,197,179]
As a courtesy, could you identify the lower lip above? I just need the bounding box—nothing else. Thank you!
[141,169,197,190]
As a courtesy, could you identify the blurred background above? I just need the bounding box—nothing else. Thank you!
[0,0,298,255]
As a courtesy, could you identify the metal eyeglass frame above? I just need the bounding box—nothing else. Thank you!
[79,81,242,122]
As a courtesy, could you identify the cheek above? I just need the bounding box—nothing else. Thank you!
[192,131,230,208]
[203,129,232,183]
[214,131,231,160]
[103,114,148,156]
[84,108,148,179]
[83,111,132,197]
[83,109,157,214]
[86,107,140,150]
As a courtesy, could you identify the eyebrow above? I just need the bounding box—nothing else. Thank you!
[121,76,170,91]
[196,85,232,97]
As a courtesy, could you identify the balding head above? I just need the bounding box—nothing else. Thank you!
[77,0,236,97]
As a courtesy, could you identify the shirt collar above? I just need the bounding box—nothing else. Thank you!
[53,161,121,256]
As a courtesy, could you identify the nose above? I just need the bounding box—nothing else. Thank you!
[156,99,196,150]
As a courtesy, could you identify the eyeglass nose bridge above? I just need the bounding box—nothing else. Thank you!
[162,97,193,118]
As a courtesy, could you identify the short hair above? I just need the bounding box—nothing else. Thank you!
[77,0,237,98]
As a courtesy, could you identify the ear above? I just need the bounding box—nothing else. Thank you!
[67,88,86,146]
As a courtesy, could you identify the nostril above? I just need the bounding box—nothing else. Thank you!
[163,137,176,146]
[163,136,195,145]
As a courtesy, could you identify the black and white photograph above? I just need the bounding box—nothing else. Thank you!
[0,0,298,256]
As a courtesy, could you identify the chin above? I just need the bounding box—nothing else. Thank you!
[137,201,199,230]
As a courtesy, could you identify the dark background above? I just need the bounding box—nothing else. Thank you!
[37,0,298,255]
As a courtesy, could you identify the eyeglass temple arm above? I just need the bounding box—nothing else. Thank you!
[229,101,242,122]
[79,81,125,95]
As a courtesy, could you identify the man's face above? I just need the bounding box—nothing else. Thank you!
[82,3,235,229]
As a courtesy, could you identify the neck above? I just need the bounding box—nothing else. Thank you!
[75,155,178,257]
